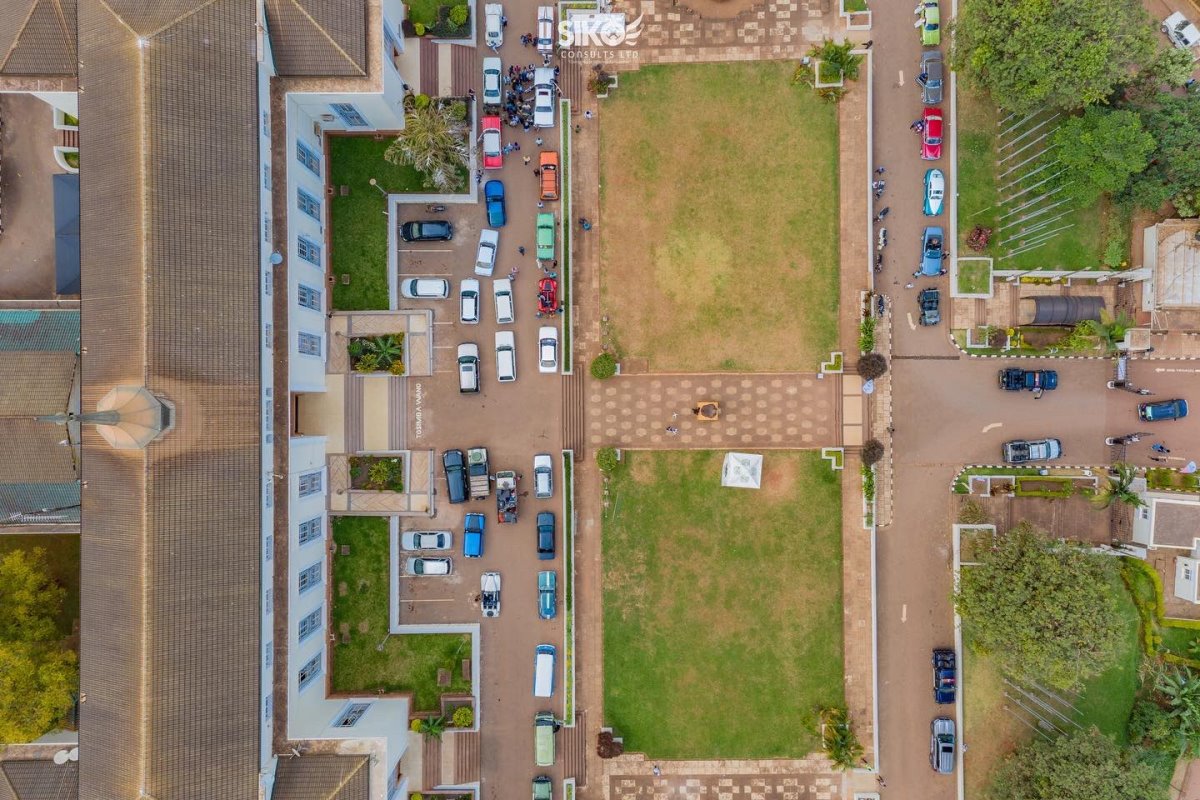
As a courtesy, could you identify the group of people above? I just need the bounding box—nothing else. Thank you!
[498,64,559,130]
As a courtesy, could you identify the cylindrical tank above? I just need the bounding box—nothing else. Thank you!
[1017,296,1106,326]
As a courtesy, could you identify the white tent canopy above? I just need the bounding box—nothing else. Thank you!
[721,452,763,489]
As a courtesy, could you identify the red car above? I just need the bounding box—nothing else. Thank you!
[537,278,558,316]
[922,107,943,161]
[482,115,503,170]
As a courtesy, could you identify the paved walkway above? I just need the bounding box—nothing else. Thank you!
[603,754,843,800]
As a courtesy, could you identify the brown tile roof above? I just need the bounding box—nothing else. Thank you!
[271,756,370,800]
[0,0,76,76]
[1153,500,1200,549]
[0,760,78,800]
[77,1,263,799]
[264,0,367,77]
[0,352,75,416]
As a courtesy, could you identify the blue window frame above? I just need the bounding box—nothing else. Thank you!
[297,332,322,357]
[298,606,323,642]
[298,284,322,311]
[299,517,324,546]
[296,140,321,175]
[298,652,323,691]
[298,562,322,594]
[330,103,369,127]
[334,702,371,727]
[298,470,322,497]
[297,236,321,266]
[297,188,321,221]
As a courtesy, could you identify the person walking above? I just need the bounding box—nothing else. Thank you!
[584,109,593,120]
[864,40,874,49]
[665,427,679,435]
[523,155,531,165]
[535,136,544,146]
[518,246,526,256]
[1153,443,1171,453]
[652,765,662,777]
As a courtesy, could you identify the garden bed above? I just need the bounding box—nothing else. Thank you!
[403,0,471,38]
[1014,476,1075,498]
[348,334,405,374]
[1146,467,1200,492]
[349,456,404,492]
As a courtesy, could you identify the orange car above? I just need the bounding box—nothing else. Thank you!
[539,150,560,201]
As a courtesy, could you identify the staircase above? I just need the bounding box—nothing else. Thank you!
[562,371,585,455]
[452,729,481,784]
[422,735,442,789]
[560,712,588,786]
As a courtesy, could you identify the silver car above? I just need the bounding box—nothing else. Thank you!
[407,556,452,576]
[918,51,943,105]
[930,717,955,774]
[401,531,452,551]
[533,453,553,499]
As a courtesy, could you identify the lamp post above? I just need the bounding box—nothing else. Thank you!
[368,178,388,197]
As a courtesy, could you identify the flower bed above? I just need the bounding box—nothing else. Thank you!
[348,334,405,375]
[349,456,404,492]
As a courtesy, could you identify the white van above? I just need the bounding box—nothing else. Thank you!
[533,67,556,129]
[533,644,556,697]
[492,278,515,324]
[495,331,517,383]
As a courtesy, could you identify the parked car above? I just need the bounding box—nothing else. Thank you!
[999,368,1058,393]
[923,168,944,216]
[533,775,553,800]
[482,571,501,618]
[485,179,506,227]
[536,6,555,55]
[918,0,940,46]
[533,453,553,499]
[407,557,452,576]
[1139,398,1189,422]
[921,107,943,160]
[485,3,504,48]
[458,343,480,394]
[460,279,480,324]
[401,278,451,299]
[918,287,940,326]
[536,511,555,560]
[533,67,556,128]
[1002,438,1063,464]
[482,57,503,105]
[464,512,486,558]
[932,648,956,704]
[930,717,955,774]
[918,50,943,104]
[482,115,503,170]
[442,448,468,504]
[538,326,559,373]
[495,331,517,383]
[475,229,500,277]
[401,531,452,551]
[1163,12,1200,49]
[539,151,560,201]
[538,570,557,620]
[535,212,555,260]
[920,227,944,276]
[400,220,453,242]
[493,278,515,324]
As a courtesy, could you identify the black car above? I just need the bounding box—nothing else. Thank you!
[932,648,956,704]
[536,511,555,560]
[918,288,940,326]
[999,368,1058,393]
[400,220,453,242]
[442,449,468,504]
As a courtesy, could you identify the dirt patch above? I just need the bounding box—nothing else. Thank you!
[627,453,658,485]
[1020,326,1070,348]
[759,454,798,500]
[358,620,371,634]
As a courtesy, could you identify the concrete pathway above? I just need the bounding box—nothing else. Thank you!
[603,753,844,800]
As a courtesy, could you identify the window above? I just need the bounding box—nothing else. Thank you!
[298,606,323,642]
[265,535,273,561]
[1186,564,1195,582]
[299,517,323,546]
[298,470,322,497]
[265,642,273,668]
[265,589,272,614]
[261,109,270,138]
[264,694,272,721]
[298,652,323,691]
[263,269,272,296]
[263,213,272,243]
[297,332,322,357]
[264,323,273,350]
[330,103,369,127]
[298,562,322,594]
[296,140,321,176]
[263,163,272,190]
[297,188,321,221]
[297,236,321,266]
[333,702,371,728]
[298,284,322,311]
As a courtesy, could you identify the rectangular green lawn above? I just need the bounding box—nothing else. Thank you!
[330,517,471,710]
[603,451,844,758]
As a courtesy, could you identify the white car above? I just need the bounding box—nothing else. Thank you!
[460,279,480,324]
[406,557,452,576]
[492,278,515,324]
[485,3,504,49]
[482,57,503,105]
[1164,12,1200,50]
[495,330,517,383]
[481,571,501,618]
[457,342,480,393]
[475,229,500,277]
[401,278,450,299]
[401,531,452,551]
[533,454,553,499]
[537,325,558,373]
[533,67,556,128]
[536,6,555,55]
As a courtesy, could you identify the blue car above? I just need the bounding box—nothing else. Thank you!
[485,179,506,228]
[923,169,945,216]
[1139,398,1188,422]
[919,226,944,276]
[464,512,485,557]
[536,511,555,560]
[538,570,557,620]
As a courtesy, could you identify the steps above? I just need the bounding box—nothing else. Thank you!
[388,376,407,450]
[419,38,439,96]
[422,735,441,789]
[562,371,585,455]
[345,375,364,453]
[560,712,588,786]
[450,43,477,97]
[452,729,480,784]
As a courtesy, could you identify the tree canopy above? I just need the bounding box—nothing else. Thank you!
[955,524,1122,690]
[385,102,470,193]
[0,642,77,743]
[1124,94,1200,218]
[989,728,1166,800]
[1051,108,1155,205]
[0,548,65,643]
[953,0,1157,115]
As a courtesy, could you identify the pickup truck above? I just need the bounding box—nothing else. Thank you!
[467,447,491,499]
[496,470,518,523]
[998,368,1058,393]
[918,288,940,326]
[1002,438,1063,464]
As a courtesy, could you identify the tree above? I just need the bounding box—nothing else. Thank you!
[0,642,77,743]
[413,715,446,739]
[856,353,887,381]
[1123,46,1198,103]
[989,728,1165,800]
[818,707,864,771]
[861,439,884,466]
[955,523,1122,690]
[590,352,617,380]
[1127,94,1200,218]
[1092,463,1146,510]
[1050,108,1155,204]
[1087,310,1137,352]
[385,103,469,192]
[1155,666,1200,755]
[808,39,864,82]
[952,0,1157,115]
[0,548,65,644]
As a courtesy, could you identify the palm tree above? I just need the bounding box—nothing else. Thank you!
[808,39,864,82]
[385,103,469,192]
[1091,462,1145,509]
[1156,666,1200,755]
[416,715,447,739]
[819,707,864,770]
[365,335,403,369]
[1088,310,1136,352]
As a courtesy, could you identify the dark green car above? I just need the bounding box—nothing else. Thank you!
[533,776,553,800]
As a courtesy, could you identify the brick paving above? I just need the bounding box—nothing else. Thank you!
[603,755,844,800]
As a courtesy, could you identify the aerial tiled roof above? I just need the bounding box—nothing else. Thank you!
[0,310,80,352]
[0,0,76,76]
[0,760,78,800]
[0,352,75,416]
[272,756,370,800]
[263,0,367,76]
[0,483,80,524]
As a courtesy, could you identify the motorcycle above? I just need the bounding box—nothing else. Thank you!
[425,204,447,213]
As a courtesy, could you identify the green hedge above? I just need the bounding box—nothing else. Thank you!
[1014,476,1075,498]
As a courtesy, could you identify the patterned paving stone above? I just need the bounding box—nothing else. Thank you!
[608,773,842,800]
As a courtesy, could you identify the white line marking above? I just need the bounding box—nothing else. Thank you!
[906,312,916,330]
[981,422,1002,433]
[901,604,907,623]
[898,70,905,87]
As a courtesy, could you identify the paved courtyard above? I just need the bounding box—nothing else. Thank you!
[609,774,842,800]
